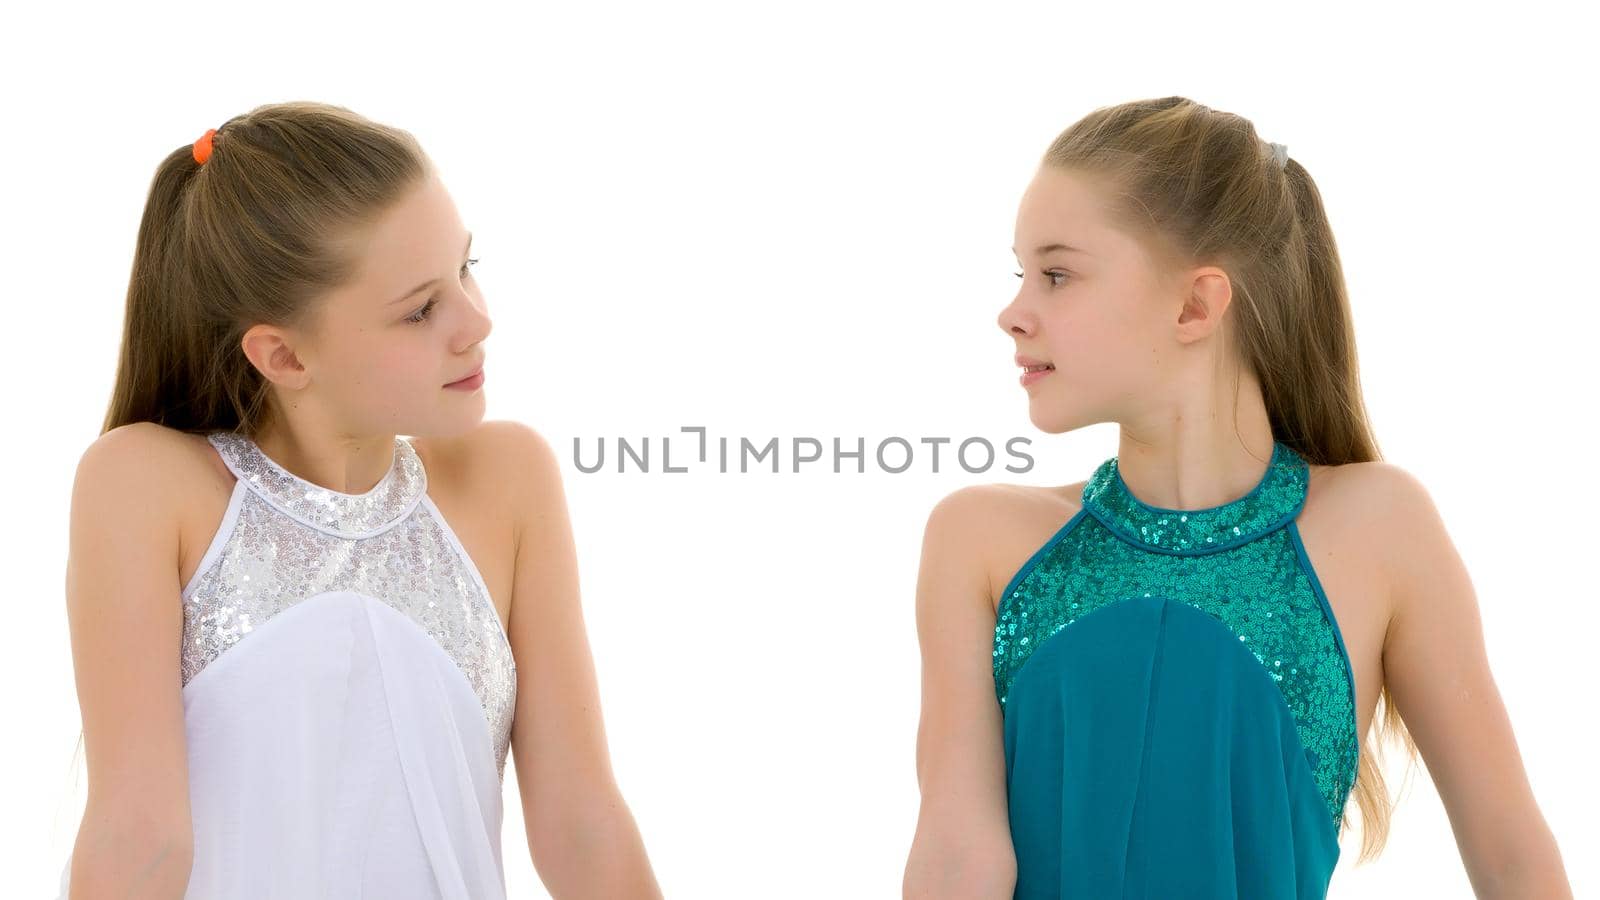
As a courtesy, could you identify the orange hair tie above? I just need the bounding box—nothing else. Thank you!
[192,128,217,165]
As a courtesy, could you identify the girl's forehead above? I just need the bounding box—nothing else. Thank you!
[1018,170,1110,236]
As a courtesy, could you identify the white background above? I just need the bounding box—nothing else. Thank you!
[4,1,1595,896]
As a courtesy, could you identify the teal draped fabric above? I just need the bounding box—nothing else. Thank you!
[994,442,1357,898]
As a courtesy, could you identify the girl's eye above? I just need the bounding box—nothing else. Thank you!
[405,257,480,324]
[1013,270,1071,286]
[405,298,438,324]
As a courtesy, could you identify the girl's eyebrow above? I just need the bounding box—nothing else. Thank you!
[387,231,474,306]
[1012,242,1089,257]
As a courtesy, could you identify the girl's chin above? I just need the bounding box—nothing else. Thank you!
[1026,405,1079,435]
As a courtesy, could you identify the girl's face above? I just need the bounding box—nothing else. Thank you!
[998,166,1219,435]
[260,171,493,439]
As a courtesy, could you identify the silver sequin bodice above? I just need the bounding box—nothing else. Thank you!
[180,430,517,777]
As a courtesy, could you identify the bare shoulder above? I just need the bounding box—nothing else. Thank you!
[1303,456,1414,506]
[1335,459,1456,583]
[925,480,1086,615]
[76,422,219,507]
[67,424,199,647]
[480,419,559,473]
[416,418,540,463]
[80,420,187,473]
[415,420,564,535]
[418,419,556,477]
[1302,457,1449,614]
[1302,458,1437,557]
[925,481,1080,537]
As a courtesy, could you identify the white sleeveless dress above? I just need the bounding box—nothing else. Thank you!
[58,430,518,899]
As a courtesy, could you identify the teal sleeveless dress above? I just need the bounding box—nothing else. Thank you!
[993,440,1358,898]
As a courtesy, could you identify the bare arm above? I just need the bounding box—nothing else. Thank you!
[1379,465,1571,898]
[64,424,194,898]
[904,487,1016,899]
[493,421,661,899]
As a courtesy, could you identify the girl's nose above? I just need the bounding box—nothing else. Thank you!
[998,298,1033,337]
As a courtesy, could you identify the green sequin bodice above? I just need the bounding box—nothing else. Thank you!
[992,440,1359,832]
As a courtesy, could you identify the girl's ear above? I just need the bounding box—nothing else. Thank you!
[241,324,310,390]
[1175,267,1232,342]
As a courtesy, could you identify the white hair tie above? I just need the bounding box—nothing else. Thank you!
[1268,141,1289,170]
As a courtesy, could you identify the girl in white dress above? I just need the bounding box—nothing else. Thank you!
[59,101,662,898]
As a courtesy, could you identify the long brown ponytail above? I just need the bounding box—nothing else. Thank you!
[100,100,432,440]
[1041,96,1418,862]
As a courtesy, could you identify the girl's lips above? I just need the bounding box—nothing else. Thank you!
[445,364,482,385]
[1020,365,1054,387]
[445,367,485,390]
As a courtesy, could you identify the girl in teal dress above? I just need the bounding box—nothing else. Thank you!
[903,97,1572,899]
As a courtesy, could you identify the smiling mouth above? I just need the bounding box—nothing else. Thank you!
[1023,364,1055,373]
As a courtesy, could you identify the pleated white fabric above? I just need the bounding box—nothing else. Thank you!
[58,589,507,899]
[58,431,516,898]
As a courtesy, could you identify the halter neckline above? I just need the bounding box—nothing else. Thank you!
[1080,440,1309,555]
[206,430,427,538]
